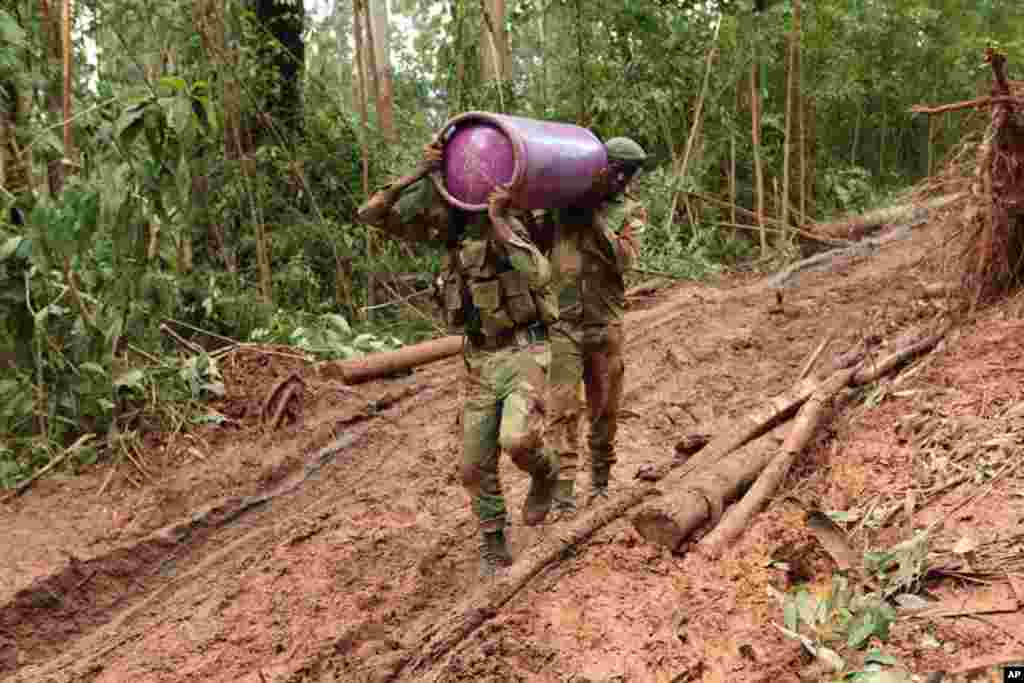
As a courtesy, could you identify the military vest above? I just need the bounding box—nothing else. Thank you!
[442,234,558,339]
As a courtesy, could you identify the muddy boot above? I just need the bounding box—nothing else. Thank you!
[479,530,513,579]
[523,451,559,526]
[586,468,611,507]
[550,479,578,522]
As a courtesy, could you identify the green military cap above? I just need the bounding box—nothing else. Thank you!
[604,137,647,163]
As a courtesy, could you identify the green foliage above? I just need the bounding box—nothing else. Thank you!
[5,0,1024,487]
[772,533,931,681]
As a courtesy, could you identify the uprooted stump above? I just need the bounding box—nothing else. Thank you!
[964,50,1024,303]
[914,48,1024,306]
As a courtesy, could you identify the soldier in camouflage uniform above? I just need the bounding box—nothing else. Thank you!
[543,137,648,517]
[356,142,560,578]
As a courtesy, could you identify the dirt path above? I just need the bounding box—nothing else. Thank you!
[3,223,1020,683]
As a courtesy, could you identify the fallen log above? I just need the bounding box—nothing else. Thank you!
[815,193,964,241]
[328,335,464,385]
[698,367,855,553]
[632,426,787,552]
[632,330,947,552]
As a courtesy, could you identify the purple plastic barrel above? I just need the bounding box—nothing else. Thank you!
[431,111,608,212]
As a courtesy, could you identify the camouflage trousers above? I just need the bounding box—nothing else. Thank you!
[461,341,554,533]
[546,322,625,486]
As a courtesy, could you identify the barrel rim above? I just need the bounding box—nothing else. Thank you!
[430,110,527,213]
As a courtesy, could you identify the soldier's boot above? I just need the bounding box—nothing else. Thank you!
[479,530,513,579]
[550,479,578,521]
[523,451,559,526]
[586,467,611,507]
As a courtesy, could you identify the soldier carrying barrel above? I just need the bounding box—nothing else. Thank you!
[355,113,648,578]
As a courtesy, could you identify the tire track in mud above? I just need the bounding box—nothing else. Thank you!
[1,385,435,682]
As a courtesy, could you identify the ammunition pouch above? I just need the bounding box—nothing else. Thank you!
[469,321,549,351]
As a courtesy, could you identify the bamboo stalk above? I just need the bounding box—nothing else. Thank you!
[781,0,797,239]
[751,49,766,254]
[663,19,721,234]
[353,0,372,321]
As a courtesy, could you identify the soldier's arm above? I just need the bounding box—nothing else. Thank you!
[488,187,552,288]
[355,142,447,244]
[613,198,646,272]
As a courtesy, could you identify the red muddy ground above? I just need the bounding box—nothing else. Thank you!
[2,221,1022,683]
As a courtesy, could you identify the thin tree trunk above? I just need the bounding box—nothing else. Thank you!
[729,135,737,237]
[538,8,548,113]
[575,0,585,124]
[353,1,371,195]
[751,53,766,254]
[781,0,797,238]
[360,0,382,122]
[61,0,73,170]
[369,0,396,143]
[797,0,807,225]
[353,0,372,321]
[39,0,65,196]
[480,0,509,82]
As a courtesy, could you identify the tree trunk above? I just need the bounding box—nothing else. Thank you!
[575,0,586,124]
[369,0,395,143]
[781,0,797,238]
[537,8,548,113]
[751,50,766,254]
[796,1,808,223]
[480,0,510,82]
[39,0,65,196]
[360,0,383,130]
[61,0,74,173]
[353,0,372,321]
[729,135,737,237]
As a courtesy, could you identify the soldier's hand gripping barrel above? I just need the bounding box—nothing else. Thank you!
[430,111,609,212]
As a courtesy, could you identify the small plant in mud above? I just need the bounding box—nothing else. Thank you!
[770,531,932,682]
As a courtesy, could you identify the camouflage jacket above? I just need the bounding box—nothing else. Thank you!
[545,193,645,328]
[356,178,557,338]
